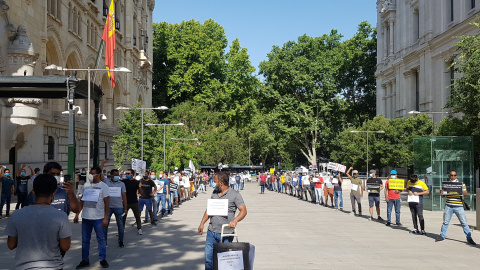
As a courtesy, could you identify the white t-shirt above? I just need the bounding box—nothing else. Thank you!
[303,175,310,185]
[81,181,109,220]
[183,176,190,188]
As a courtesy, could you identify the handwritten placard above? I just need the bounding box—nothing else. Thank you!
[388,179,405,190]
[207,199,228,216]
[217,250,244,270]
[442,182,463,196]
[81,189,100,202]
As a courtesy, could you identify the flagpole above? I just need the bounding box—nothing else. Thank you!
[92,40,104,83]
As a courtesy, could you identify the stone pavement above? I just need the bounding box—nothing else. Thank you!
[0,180,478,269]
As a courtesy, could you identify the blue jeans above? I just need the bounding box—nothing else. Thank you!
[334,190,343,208]
[440,205,472,240]
[205,230,234,270]
[82,218,106,262]
[315,188,324,204]
[235,183,240,191]
[103,208,125,243]
[277,182,282,192]
[387,198,401,223]
[240,182,244,190]
[0,194,12,215]
[260,183,265,193]
[158,193,168,215]
[144,198,157,221]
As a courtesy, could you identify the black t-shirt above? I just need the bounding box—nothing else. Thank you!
[17,176,30,193]
[122,179,140,204]
[366,177,383,197]
[140,179,155,199]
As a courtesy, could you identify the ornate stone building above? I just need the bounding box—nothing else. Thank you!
[0,0,154,172]
[375,0,479,121]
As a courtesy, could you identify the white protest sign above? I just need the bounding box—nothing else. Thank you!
[81,189,100,202]
[207,199,228,216]
[407,195,420,203]
[327,162,346,173]
[327,162,337,170]
[217,250,244,270]
[131,159,147,174]
[109,187,121,197]
[335,164,346,173]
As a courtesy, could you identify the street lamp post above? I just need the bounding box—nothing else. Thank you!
[248,132,251,166]
[45,65,131,181]
[350,130,385,176]
[408,110,449,136]
[145,123,184,171]
[116,106,169,161]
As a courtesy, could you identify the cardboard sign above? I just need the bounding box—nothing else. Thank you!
[327,162,346,173]
[270,168,275,174]
[207,199,228,216]
[81,188,100,202]
[442,182,464,196]
[407,195,419,203]
[217,250,244,270]
[367,183,381,193]
[388,179,405,190]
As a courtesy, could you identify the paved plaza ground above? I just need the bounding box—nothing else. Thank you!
[0,180,479,269]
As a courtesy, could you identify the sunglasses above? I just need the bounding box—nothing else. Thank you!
[125,173,131,175]
[450,174,457,176]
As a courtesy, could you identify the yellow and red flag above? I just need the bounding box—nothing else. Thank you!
[102,0,116,87]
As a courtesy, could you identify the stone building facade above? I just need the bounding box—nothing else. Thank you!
[0,0,154,172]
[375,0,479,121]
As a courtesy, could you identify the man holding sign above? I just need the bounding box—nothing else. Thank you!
[406,174,429,235]
[436,170,476,245]
[346,167,363,216]
[366,170,383,221]
[103,169,127,248]
[384,170,402,226]
[198,172,247,270]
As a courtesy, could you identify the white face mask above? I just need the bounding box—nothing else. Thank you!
[159,174,163,178]
[391,175,397,179]
[55,176,61,184]
[88,174,94,182]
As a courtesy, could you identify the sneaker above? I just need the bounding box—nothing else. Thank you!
[435,236,445,242]
[118,241,124,248]
[410,229,419,234]
[420,230,426,235]
[151,221,157,226]
[76,260,90,269]
[167,210,171,215]
[396,222,402,226]
[5,214,9,218]
[100,259,109,268]
[467,238,476,245]
[358,212,362,216]
[368,216,373,221]
[143,220,149,224]
[340,207,343,211]
[350,211,356,215]
[385,222,391,226]
[377,216,383,221]
[138,229,143,235]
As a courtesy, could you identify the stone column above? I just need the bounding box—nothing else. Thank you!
[383,23,388,59]
[389,20,395,56]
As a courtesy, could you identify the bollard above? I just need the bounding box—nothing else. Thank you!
[477,188,480,231]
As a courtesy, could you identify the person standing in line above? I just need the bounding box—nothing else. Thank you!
[169,174,179,209]
[259,172,267,194]
[157,171,170,217]
[198,172,247,270]
[138,172,157,226]
[5,174,72,270]
[385,170,402,226]
[15,165,33,209]
[301,173,311,201]
[313,173,324,205]
[0,168,15,218]
[436,170,476,245]
[144,171,159,223]
[121,169,143,235]
[346,167,363,216]
[235,173,241,191]
[366,170,383,221]
[332,171,344,210]
[75,167,110,269]
[406,174,429,235]
[27,168,40,195]
[103,169,127,248]
[291,173,298,197]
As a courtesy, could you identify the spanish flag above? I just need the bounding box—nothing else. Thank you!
[102,0,116,87]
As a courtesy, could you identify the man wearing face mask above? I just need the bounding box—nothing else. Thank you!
[138,171,157,226]
[75,167,110,269]
[366,169,383,221]
[121,169,143,235]
[384,170,402,226]
[16,164,34,209]
[406,174,429,235]
[0,167,15,218]
[24,162,80,215]
[103,169,127,248]
[144,171,159,223]
[157,171,170,217]
[198,172,247,270]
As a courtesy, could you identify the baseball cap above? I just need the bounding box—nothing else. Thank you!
[390,170,397,175]
[369,169,376,174]
[352,170,359,174]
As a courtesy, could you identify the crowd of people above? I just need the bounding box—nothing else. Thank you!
[0,160,218,269]
[256,167,476,245]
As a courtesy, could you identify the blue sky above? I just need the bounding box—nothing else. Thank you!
[153,0,378,72]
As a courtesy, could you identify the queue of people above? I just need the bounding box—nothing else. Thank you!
[1,160,216,269]
[257,167,476,246]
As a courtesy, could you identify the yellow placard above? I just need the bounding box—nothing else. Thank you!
[270,168,275,174]
[388,179,405,190]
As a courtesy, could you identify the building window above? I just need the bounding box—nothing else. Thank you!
[87,20,90,44]
[104,142,108,159]
[413,9,419,41]
[57,0,61,21]
[48,136,55,160]
[77,11,82,37]
[415,70,420,111]
[450,0,454,22]
[68,3,72,30]
[73,7,78,33]
[471,0,476,9]
[90,140,93,159]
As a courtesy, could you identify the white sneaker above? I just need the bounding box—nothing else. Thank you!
[138,229,143,235]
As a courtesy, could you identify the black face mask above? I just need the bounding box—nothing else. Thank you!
[143,175,148,180]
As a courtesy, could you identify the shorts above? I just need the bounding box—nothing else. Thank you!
[324,188,334,197]
[368,196,380,207]
[138,198,153,211]
[173,190,179,198]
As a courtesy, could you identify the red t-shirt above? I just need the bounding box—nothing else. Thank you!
[385,180,401,199]
[314,177,323,188]
[259,174,267,182]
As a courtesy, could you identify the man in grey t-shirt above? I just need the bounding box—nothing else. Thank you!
[103,169,127,248]
[5,174,72,270]
[198,172,247,270]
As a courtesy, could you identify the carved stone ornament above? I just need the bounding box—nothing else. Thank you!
[380,0,396,14]
[4,98,43,106]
